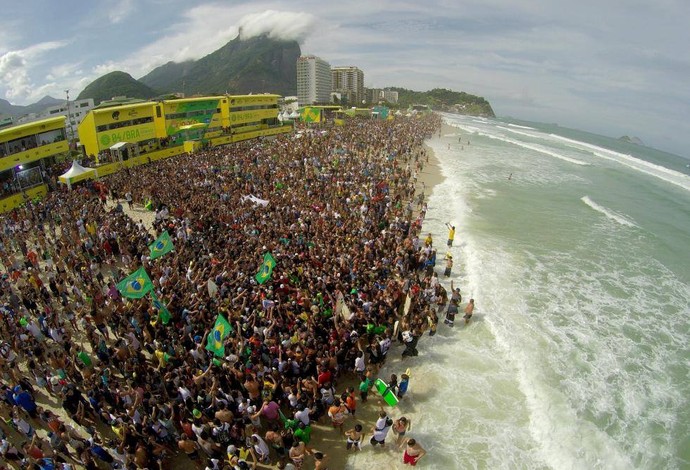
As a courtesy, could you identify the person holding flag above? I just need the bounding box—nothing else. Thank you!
[116,267,154,299]
[206,314,233,357]
[255,252,277,284]
[149,231,174,260]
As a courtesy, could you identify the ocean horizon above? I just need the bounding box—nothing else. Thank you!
[347,112,690,469]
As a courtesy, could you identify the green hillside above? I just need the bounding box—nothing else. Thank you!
[77,71,157,104]
[139,35,300,96]
[390,87,495,117]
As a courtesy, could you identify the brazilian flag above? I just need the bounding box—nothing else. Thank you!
[151,291,171,325]
[206,314,233,357]
[255,252,277,285]
[149,231,174,260]
[117,267,154,299]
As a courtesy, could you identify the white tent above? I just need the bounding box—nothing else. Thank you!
[58,160,98,189]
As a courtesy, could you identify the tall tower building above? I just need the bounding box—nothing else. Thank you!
[331,66,365,106]
[297,55,332,105]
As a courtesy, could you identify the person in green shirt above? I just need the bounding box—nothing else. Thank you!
[294,422,312,444]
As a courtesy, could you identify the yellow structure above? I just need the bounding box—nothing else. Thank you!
[0,116,68,213]
[78,101,162,162]
[78,94,291,162]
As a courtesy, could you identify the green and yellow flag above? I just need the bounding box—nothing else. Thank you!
[117,267,154,299]
[255,252,277,285]
[206,314,233,357]
[149,231,174,260]
[151,291,171,325]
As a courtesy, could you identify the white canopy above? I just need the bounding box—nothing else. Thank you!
[58,160,98,188]
[109,142,129,150]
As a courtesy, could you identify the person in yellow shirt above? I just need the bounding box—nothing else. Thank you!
[445,223,456,247]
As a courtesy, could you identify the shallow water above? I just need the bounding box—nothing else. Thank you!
[347,114,690,470]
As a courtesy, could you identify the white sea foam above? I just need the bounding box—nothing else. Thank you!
[477,131,590,166]
[548,134,690,192]
[496,125,542,139]
[581,196,637,227]
[508,123,536,130]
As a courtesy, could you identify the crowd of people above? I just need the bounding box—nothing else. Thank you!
[0,114,448,469]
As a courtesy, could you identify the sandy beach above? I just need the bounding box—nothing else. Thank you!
[0,117,446,470]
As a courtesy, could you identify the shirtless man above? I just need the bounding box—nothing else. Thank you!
[244,374,261,405]
[402,438,427,466]
[464,299,475,325]
[177,435,202,469]
[345,423,364,452]
[313,450,329,470]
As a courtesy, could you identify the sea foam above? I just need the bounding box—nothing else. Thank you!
[581,196,638,228]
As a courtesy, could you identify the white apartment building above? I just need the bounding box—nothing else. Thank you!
[297,56,332,105]
[17,98,95,140]
[331,66,365,106]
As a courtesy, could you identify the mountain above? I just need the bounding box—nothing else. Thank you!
[76,71,157,104]
[389,87,495,117]
[139,35,300,96]
[0,95,64,118]
[619,135,645,146]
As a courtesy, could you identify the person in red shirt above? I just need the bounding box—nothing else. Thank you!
[317,365,332,388]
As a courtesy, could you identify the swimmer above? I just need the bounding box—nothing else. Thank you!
[402,438,427,466]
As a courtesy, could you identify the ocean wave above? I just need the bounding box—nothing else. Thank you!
[507,123,536,130]
[581,196,638,227]
[478,132,591,166]
[549,134,690,193]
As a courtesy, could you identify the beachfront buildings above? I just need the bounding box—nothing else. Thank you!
[367,88,399,105]
[297,55,332,105]
[332,66,365,106]
[0,116,68,212]
[17,98,95,141]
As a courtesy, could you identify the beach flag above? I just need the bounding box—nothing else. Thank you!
[151,291,171,325]
[255,252,277,284]
[149,231,174,260]
[206,314,233,357]
[117,267,154,299]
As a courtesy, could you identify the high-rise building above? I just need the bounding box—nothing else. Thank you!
[331,66,365,106]
[297,56,332,105]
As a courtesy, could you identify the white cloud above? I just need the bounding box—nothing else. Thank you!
[0,41,67,101]
[108,0,135,24]
[237,10,316,42]
[88,6,317,80]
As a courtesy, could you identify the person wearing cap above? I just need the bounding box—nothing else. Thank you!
[13,384,38,418]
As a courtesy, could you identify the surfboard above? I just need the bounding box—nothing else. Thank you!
[393,320,400,339]
[374,378,399,407]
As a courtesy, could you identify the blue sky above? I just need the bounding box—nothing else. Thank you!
[1,0,688,157]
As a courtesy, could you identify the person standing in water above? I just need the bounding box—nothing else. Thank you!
[445,223,456,247]
[464,299,475,325]
[402,438,427,466]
